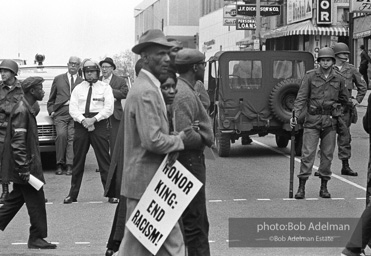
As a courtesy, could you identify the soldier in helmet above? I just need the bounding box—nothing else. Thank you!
[333,42,367,176]
[63,59,114,204]
[0,60,26,203]
[290,47,349,199]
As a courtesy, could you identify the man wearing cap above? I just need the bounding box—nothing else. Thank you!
[171,48,214,256]
[47,56,83,176]
[63,59,114,204]
[99,57,128,158]
[118,29,197,256]
[0,76,56,249]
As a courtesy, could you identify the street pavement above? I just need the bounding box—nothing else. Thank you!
[0,91,371,255]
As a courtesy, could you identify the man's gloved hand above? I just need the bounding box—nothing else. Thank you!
[167,152,179,167]
[290,116,298,129]
[19,171,30,182]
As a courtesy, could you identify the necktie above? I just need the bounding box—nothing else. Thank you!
[70,75,75,92]
[85,84,93,114]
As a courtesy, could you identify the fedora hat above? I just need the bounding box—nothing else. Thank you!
[132,29,174,55]
[99,57,116,70]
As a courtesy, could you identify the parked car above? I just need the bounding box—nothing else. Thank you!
[18,64,68,153]
[207,50,314,157]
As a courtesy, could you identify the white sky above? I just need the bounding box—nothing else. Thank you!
[0,0,143,65]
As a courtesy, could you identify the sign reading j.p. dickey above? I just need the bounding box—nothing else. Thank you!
[126,156,203,255]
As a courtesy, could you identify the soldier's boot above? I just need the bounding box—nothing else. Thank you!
[294,179,306,199]
[341,160,358,176]
[319,179,331,198]
[0,184,9,204]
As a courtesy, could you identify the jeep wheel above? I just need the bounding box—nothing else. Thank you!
[269,79,302,123]
[214,119,231,157]
[276,134,289,148]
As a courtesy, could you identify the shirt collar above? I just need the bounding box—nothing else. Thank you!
[103,73,113,81]
[141,69,160,89]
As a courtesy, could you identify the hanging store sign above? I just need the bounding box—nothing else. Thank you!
[287,0,313,24]
[350,0,371,13]
[236,18,256,30]
[317,0,333,24]
[223,4,245,26]
[236,5,281,17]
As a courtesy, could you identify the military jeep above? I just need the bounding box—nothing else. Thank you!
[207,51,314,157]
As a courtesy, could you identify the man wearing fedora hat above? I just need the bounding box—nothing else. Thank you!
[99,57,128,156]
[117,29,198,256]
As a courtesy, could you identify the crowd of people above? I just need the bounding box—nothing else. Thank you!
[0,28,371,255]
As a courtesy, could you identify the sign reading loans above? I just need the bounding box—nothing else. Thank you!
[236,18,256,30]
[126,156,203,255]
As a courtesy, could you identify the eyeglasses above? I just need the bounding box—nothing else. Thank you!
[195,61,206,67]
[101,66,112,69]
[68,62,80,67]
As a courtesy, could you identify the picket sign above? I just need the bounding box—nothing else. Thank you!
[126,155,203,254]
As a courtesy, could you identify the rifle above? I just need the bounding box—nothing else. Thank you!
[289,111,296,198]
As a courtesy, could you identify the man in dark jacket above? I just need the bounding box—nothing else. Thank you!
[359,45,371,89]
[171,48,214,256]
[47,56,83,175]
[0,76,56,249]
[291,47,349,199]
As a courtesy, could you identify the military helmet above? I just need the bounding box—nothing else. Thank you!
[332,42,350,55]
[317,47,335,62]
[0,59,18,75]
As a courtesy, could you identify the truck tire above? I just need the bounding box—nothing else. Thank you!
[276,134,289,148]
[269,79,302,123]
[216,133,231,157]
[214,118,231,157]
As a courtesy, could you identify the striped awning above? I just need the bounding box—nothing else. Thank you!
[262,20,348,39]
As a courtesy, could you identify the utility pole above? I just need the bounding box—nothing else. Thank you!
[255,0,261,50]
[348,12,354,64]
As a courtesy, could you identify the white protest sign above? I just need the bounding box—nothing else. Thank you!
[126,156,203,255]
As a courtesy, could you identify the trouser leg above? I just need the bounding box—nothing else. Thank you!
[178,152,210,256]
[90,120,110,190]
[298,128,320,180]
[109,116,120,154]
[345,206,371,253]
[54,115,68,166]
[68,123,90,199]
[21,184,47,239]
[0,183,25,231]
[318,127,336,180]
[337,111,352,160]
[66,117,75,166]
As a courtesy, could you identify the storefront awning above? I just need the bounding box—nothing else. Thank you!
[262,20,348,39]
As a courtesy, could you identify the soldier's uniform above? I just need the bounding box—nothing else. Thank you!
[292,48,349,199]
[335,60,367,175]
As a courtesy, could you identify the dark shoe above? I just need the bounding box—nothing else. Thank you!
[28,237,57,249]
[96,168,100,172]
[65,165,72,176]
[63,196,77,204]
[341,162,358,176]
[55,164,63,175]
[341,248,362,256]
[294,179,306,199]
[106,249,115,256]
[319,179,331,198]
[108,197,119,204]
[314,171,319,176]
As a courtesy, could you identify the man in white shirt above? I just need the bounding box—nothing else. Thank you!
[63,59,114,204]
